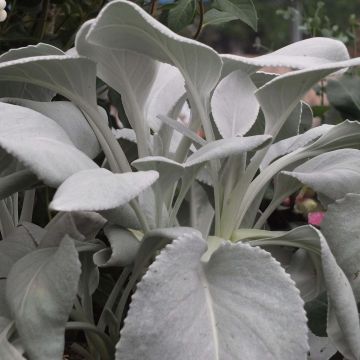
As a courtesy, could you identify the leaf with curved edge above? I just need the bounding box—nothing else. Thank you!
[93,225,140,267]
[6,236,81,360]
[250,226,360,359]
[203,9,238,26]
[0,318,26,360]
[132,156,184,194]
[0,53,97,110]
[0,43,64,101]
[116,233,308,359]
[305,120,360,152]
[308,332,337,360]
[211,69,259,138]
[185,134,272,167]
[256,57,360,139]
[2,99,105,158]
[221,37,349,77]
[0,103,97,188]
[50,168,159,212]
[86,0,222,135]
[213,0,257,30]
[321,194,360,300]
[168,0,196,32]
[282,149,360,204]
[260,124,333,170]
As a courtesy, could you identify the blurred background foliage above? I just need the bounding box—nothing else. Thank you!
[0,0,359,55]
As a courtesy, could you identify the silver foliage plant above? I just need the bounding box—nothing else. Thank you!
[0,1,360,359]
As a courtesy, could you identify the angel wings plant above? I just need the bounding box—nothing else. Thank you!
[1,1,360,359]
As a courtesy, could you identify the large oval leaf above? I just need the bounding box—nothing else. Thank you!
[2,99,104,158]
[50,168,159,212]
[116,233,308,359]
[211,69,259,138]
[0,102,97,187]
[6,236,81,360]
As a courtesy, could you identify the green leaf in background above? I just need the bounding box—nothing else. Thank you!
[211,0,257,30]
[203,8,238,26]
[168,0,196,32]
[327,75,360,120]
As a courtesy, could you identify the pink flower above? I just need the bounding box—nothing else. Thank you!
[308,211,325,226]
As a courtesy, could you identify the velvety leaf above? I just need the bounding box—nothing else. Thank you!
[250,226,360,359]
[256,57,360,139]
[321,194,360,300]
[0,54,97,109]
[0,43,64,101]
[213,0,257,30]
[132,156,184,194]
[93,225,140,267]
[168,0,196,32]
[50,169,159,212]
[211,69,259,138]
[221,37,349,77]
[86,0,222,135]
[260,124,333,169]
[282,149,360,204]
[0,103,97,187]
[6,236,81,360]
[2,99,104,158]
[305,120,360,152]
[185,134,272,167]
[116,233,308,359]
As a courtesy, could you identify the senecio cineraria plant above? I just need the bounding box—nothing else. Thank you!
[1,1,360,359]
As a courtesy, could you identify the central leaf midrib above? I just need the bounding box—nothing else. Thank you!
[199,265,219,360]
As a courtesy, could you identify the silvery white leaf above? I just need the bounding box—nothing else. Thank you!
[185,135,272,167]
[2,99,105,158]
[305,120,360,152]
[0,43,64,101]
[251,226,360,359]
[0,54,97,109]
[132,156,184,194]
[282,149,360,203]
[116,233,308,360]
[260,124,333,169]
[321,194,360,300]
[256,57,360,139]
[0,103,97,187]
[93,225,140,267]
[211,69,259,138]
[221,37,349,77]
[6,236,81,360]
[86,0,222,138]
[50,169,159,212]
[0,318,26,360]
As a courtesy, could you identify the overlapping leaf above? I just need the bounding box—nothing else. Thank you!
[116,233,308,359]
